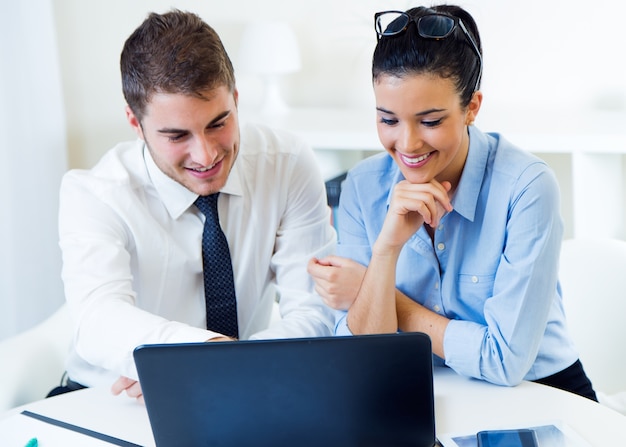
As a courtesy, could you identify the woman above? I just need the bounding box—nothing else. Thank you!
[308,4,597,400]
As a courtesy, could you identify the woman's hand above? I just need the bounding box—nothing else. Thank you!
[307,256,366,310]
[376,179,453,254]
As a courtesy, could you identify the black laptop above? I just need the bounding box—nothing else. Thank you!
[133,332,435,447]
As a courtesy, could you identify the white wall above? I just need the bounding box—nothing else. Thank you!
[0,0,610,336]
[1,0,622,338]
[1,0,67,340]
[51,0,626,169]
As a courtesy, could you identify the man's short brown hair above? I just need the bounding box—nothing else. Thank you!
[120,9,235,122]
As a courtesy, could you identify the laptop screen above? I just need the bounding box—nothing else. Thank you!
[134,332,435,447]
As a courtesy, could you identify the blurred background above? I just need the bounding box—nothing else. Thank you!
[2,0,625,339]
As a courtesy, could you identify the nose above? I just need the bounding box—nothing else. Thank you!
[397,124,424,153]
[190,134,219,166]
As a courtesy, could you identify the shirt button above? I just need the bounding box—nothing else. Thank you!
[437,242,445,251]
[471,276,479,283]
[433,305,441,312]
[438,224,444,231]
[434,282,439,290]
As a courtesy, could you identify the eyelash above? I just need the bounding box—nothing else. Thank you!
[422,119,442,128]
[378,117,443,128]
[379,117,397,126]
[165,121,227,142]
[168,134,187,142]
[210,121,226,129]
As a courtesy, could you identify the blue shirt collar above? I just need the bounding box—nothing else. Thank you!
[385,126,490,223]
[453,126,490,222]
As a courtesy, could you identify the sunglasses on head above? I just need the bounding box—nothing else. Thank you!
[374,10,483,92]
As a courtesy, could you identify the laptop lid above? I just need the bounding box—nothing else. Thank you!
[134,332,435,447]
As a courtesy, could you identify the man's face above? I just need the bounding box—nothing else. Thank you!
[127,86,239,196]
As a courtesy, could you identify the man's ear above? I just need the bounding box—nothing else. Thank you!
[126,105,144,140]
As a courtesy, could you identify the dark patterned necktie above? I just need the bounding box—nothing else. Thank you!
[195,193,239,338]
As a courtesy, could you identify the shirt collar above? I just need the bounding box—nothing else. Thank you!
[452,126,489,222]
[384,126,489,223]
[143,142,243,220]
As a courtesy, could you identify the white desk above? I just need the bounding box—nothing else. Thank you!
[2,367,625,446]
[433,367,626,444]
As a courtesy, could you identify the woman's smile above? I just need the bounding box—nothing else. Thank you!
[398,150,435,168]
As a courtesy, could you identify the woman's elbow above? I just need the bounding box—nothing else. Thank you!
[482,357,531,387]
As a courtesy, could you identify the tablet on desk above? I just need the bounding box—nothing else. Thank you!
[476,429,538,447]
[438,421,591,447]
[134,333,436,447]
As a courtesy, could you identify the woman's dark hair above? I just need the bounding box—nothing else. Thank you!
[120,9,236,122]
[372,4,482,108]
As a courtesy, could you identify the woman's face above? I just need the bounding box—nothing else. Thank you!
[374,73,481,189]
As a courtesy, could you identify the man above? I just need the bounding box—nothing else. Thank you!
[57,10,335,400]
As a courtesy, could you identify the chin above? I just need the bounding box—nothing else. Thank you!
[400,170,433,185]
[195,184,224,196]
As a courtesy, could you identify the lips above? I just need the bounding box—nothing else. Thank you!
[187,159,223,178]
[399,151,434,168]
[190,163,216,172]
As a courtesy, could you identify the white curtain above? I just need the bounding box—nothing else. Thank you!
[0,0,67,340]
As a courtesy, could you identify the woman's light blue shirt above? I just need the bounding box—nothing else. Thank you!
[335,126,578,386]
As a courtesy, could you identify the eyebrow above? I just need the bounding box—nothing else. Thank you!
[376,106,446,117]
[157,110,231,134]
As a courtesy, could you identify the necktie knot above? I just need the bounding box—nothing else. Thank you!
[195,193,219,217]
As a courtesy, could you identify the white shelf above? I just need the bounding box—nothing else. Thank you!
[242,106,626,153]
[477,107,626,155]
[240,106,626,239]
[240,107,381,151]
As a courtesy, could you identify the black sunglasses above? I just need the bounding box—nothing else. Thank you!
[374,11,483,92]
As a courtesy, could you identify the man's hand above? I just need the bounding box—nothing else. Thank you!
[206,336,235,342]
[111,336,235,404]
[307,256,366,310]
[111,376,144,404]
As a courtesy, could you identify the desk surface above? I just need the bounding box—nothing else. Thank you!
[2,367,625,446]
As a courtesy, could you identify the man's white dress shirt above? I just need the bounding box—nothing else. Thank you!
[59,123,336,387]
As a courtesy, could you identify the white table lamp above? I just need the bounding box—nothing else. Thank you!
[239,21,302,115]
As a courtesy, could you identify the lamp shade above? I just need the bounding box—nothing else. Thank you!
[238,21,302,76]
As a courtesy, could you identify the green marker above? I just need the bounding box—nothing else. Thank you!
[24,438,38,447]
